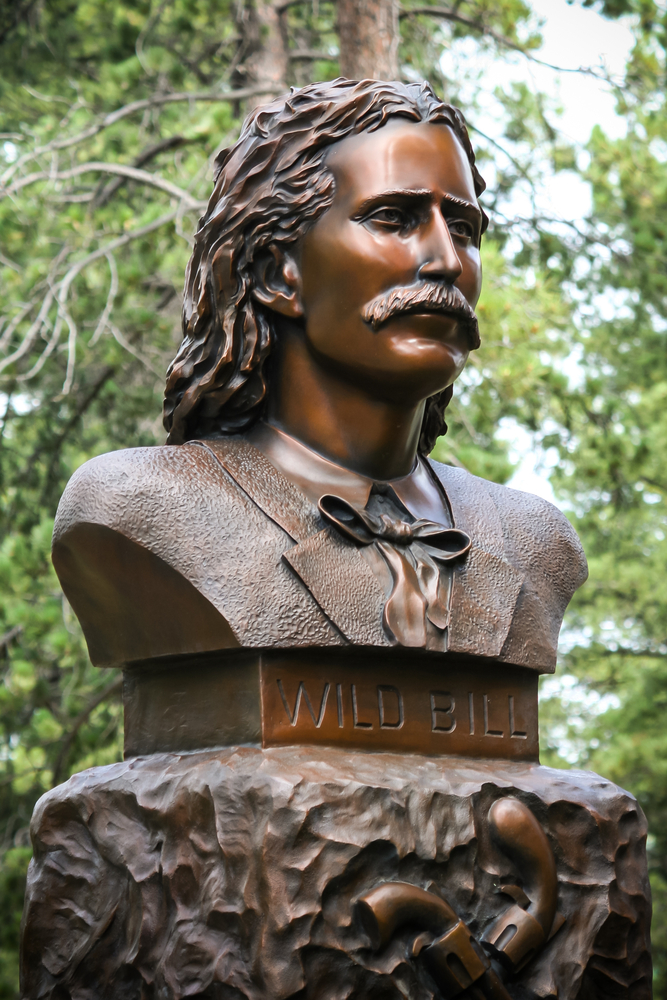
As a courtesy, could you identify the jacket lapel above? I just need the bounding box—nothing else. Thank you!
[283,529,390,647]
[199,438,389,646]
[429,460,524,658]
[200,439,523,656]
[199,437,320,543]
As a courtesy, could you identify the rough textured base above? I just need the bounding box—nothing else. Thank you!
[21,747,651,1000]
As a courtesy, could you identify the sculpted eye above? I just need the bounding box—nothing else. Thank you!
[448,218,474,241]
[366,207,410,229]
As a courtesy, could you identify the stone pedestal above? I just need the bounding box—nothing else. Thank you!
[21,746,651,1000]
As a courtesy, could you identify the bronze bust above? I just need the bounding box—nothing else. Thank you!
[21,80,651,1000]
[53,79,586,673]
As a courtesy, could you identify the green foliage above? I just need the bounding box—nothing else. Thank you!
[532,3,667,989]
[0,3,245,995]
[0,846,32,997]
[433,240,572,480]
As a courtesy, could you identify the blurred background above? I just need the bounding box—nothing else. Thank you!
[0,0,665,994]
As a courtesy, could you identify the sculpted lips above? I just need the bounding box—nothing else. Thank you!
[361,281,480,349]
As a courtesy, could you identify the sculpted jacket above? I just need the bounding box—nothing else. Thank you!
[52,435,587,674]
[53,437,587,672]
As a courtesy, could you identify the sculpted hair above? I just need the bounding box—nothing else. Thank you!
[163,78,487,451]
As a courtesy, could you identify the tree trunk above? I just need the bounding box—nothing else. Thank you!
[337,0,399,80]
[235,0,289,106]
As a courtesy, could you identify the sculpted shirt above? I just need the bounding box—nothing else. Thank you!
[247,422,472,652]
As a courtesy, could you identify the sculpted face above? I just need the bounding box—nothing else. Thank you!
[168,83,490,455]
[295,120,483,404]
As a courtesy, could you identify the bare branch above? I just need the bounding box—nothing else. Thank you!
[289,48,335,61]
[135,0,169,74]
[47,192,95,203]
[23,86,75,105]
[89,253,119,346]
[1,210,180,381]
[640,476,667,495]
[61,298,80,395]
[95,134,189,207]
[276,0,335,10]
[38,366,116,510]
[2,160,207,209]
[492,210,620,252]
[431,449,469,470]
[400,5,614,80]
[0,299,38,352]
[0,252,21,272]
[16,312,61,382]
[51,208,182,295]
[0,290,56,376]
[0,243,71,361]
[596,647,667,660]
[1,86,283,186]
[0,625,22,655]
[468,123,533,185]
[108,321,163,377]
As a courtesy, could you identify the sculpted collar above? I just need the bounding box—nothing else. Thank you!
[246,420,453,524]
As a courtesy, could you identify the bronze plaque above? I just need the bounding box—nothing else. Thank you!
[260,654,538,760]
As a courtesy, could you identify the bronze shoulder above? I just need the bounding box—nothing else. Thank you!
[52,442,342,667]
[430,460,587,672]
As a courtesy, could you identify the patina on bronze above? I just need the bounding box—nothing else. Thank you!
[356,799,561,999]
[22,79,651,1000]
[122,648,539,759]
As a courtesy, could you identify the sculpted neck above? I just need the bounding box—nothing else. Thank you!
[264,324,426,481]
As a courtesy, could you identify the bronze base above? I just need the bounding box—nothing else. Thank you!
[123,648,538,760]
[21,745,651,1000]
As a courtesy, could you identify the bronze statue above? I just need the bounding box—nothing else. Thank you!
[21,80,651,1000]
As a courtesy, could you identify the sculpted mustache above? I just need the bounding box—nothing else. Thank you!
[361,283,480,349]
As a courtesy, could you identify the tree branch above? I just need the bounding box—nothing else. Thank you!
[596,647,667,660]
[276,0,335,11]
[288,48,334,61]
[0,86,284,186]
[0,252,21,273]
[1,364,116,531]
[0,290,56,377]
[0,299,40,352]
[400,5,612,80]
[0,626,22,656]
[467,123,533,185]
[39,365,117,508]
[640,476,667,495]
[0,210,180,381]
[89,253,119,345]
[2,161,206,209]
[95,134,191,207]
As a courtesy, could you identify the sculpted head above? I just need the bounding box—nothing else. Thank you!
[163,78,487,451]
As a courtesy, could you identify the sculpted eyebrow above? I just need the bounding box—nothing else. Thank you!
[352,189,432,217]
[442,193,481,217]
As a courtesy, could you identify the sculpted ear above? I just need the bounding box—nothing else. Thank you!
[251,246,304,319]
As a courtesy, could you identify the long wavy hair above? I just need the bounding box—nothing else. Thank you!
[163,78,487,451]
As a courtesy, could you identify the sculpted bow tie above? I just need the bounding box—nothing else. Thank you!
[318,494,472,648]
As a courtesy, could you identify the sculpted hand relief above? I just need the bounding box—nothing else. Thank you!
[22,80,651,1000]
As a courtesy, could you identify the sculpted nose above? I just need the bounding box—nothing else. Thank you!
[418,209,462,284]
